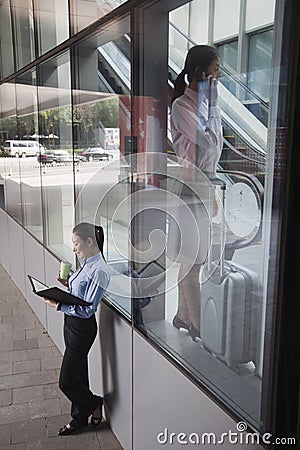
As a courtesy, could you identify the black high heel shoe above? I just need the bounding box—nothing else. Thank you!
[91,400,103,426]
[189,323,201,341]
[172,314,190,331]
[58,420,86,435]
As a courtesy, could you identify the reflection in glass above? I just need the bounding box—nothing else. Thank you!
[0,0,14,79]
[15,69,44,241]
[72,17,131,316]
[0,82,23,223]
[38,51,75,263]
[11,0,35,71]
[129,0,275,433]
[35,0,69,56]
[70,0,127,35]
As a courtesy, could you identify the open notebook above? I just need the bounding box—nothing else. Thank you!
[27,275,90,306]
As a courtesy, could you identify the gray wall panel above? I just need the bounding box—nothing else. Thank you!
[100,303,132,450]
[133,332,262,450]
[0,209,10,273]
[44,251,64,353]
[23,231,47,327]
[7,216,25,295]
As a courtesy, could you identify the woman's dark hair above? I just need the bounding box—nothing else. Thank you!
[73,222,104,258]
[171,45,219,104]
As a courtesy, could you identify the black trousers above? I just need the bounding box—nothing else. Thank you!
[59,314,102,426]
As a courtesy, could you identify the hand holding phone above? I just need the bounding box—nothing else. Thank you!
[197,72,218,107]
[209,79,218,107]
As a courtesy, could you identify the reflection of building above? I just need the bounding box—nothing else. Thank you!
[0,0,299,448]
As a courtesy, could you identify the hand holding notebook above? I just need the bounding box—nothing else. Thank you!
[28,275,90,307]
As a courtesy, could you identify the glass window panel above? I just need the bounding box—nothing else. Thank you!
[189,0,209,44]
[0,0,15,79]
[15,69,44,241]
[0,82,23,223]
[129,0,278,434]
[72,16,131,317]
[70,0,127,35]
[38,51,75,263]
[213,0,240,42]
[11,0,35,71]
[245,0,275,32]
[248,30,273,102]
[169,4,189,70]
[35,0,69,56]
[217,40,238,96]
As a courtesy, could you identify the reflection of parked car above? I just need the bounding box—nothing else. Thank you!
[37,150,85,165]
[81,147,113,161]
[5,140,45,157]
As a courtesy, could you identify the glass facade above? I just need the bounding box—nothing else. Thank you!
[0,0,295,438]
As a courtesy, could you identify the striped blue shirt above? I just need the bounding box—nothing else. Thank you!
[60,253,110,319]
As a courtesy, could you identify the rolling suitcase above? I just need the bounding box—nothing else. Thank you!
[200,261,261,373]
[200,180,262,373]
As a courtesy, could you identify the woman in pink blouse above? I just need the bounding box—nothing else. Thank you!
[170,45,223,341]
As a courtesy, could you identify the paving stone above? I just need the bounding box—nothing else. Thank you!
[2,316,36,331]
[26,347,55,361]
[0,339,13,352]
[51,347,63,358]
[0,362,13,375]
[0,402,30,425]
[10,418,47,444]
[13,338,38,351]
[0,304,13,315]
[1,444,26,450]
[96,422,123,449]
[25,328,48,339]
[0,370,57,390]
[29,398,61,420]
[13,359,41,374]
[28,370,58,387]
[37,335,55,348]
[41,357,62,371]
[0,389,12,406]
[59,396,70,415]
[0,322,13,331]
[62,432,101,449]
[0,329,26,340]
[25,436,69,449]
[0,423,11,446]
[13,383,59,404]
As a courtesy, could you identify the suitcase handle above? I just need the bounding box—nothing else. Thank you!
[207,178,226,277]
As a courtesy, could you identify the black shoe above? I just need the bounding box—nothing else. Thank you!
[189,323,200,341]
[91,399,103,426]
[172,314,190,331]
[58,420,86,436]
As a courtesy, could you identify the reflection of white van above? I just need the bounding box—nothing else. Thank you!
[4,140,45,157]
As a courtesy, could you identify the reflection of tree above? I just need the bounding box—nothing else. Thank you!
[1,117,18,141]
[75,98,119,148]
[0,98,119,148]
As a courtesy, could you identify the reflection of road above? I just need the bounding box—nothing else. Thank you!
[0,156,118,180]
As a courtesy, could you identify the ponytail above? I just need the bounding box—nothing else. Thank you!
[171,70,186,104]
[95,225,104,259]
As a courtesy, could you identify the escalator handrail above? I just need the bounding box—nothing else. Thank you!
[169,20,269,112]
[222,136,265,165]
